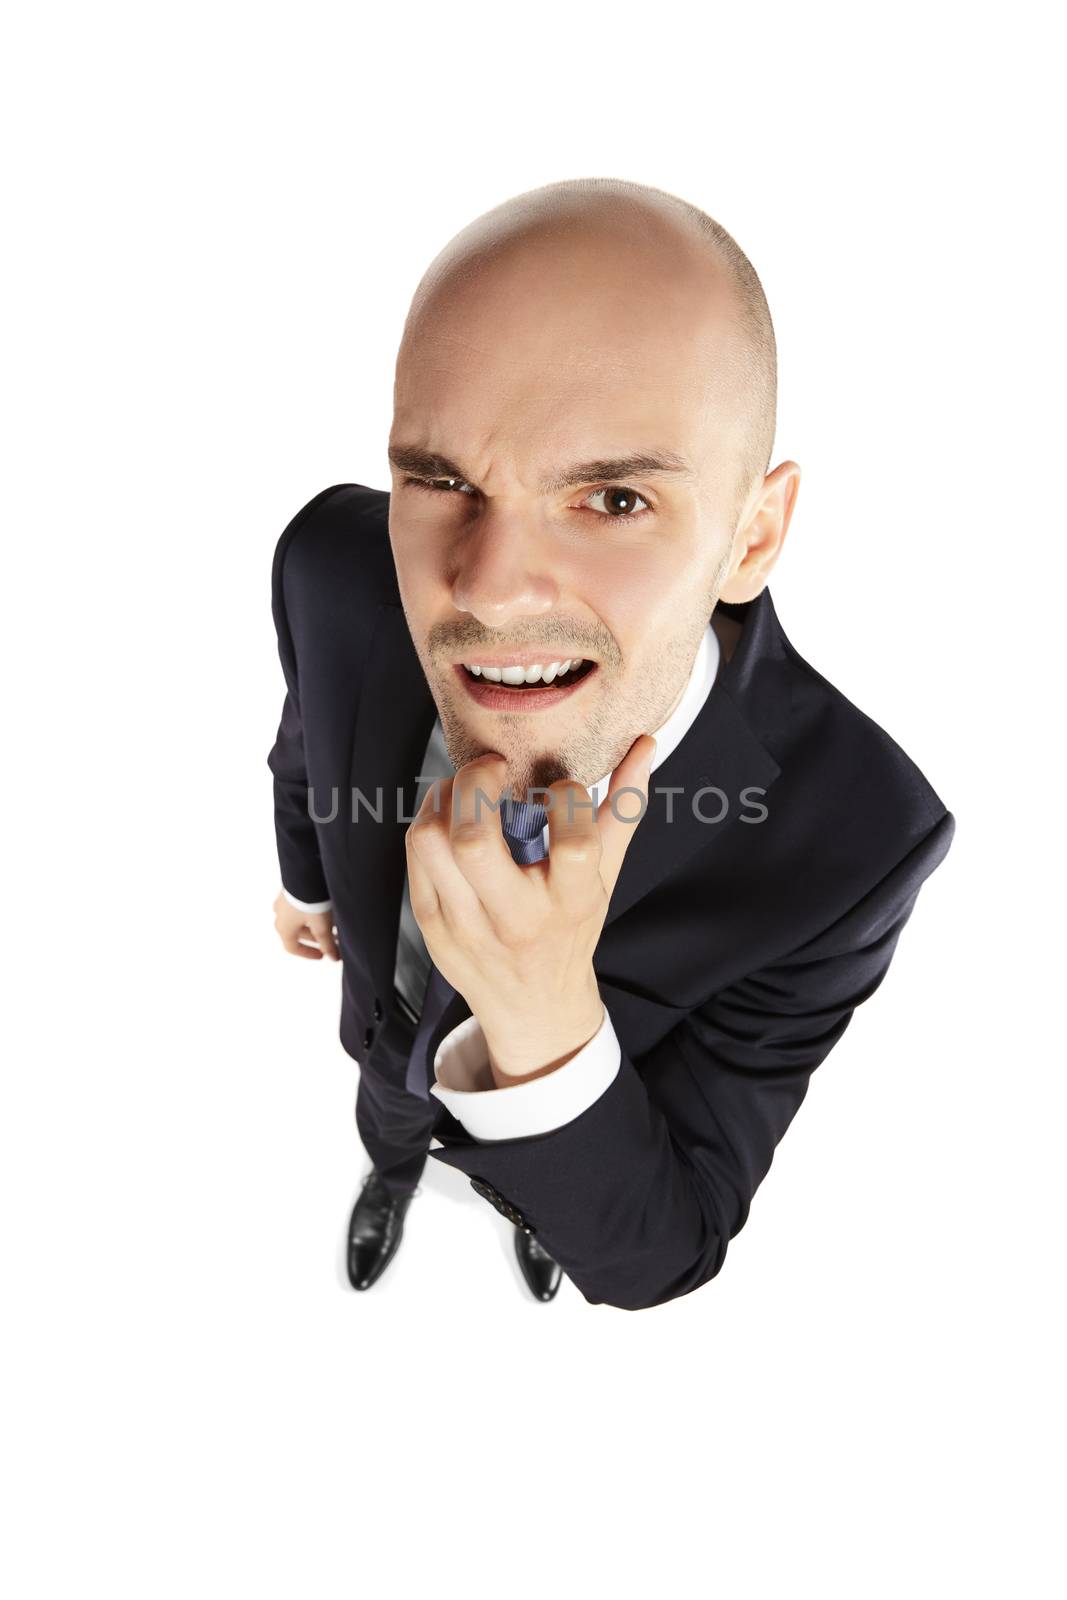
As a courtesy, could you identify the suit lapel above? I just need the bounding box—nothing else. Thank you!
[606,583,792,932]
[600,669,781,932]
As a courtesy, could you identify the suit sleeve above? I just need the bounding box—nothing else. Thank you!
[429,809,956,1311]
[266,487,343,905]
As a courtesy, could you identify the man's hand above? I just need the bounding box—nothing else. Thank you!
[272,890,339,961]
[405,733,656,1085]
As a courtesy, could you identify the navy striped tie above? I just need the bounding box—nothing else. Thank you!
[404,797,549,1098]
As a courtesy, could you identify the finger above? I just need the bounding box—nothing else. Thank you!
[311,920,339,961]
[282,930,323,959]
[408,767,495,933]
[406,822,443,927]
[449,753,540,920]
[543,778,603,913]
[406,779,449,922]
[596,734,657,896]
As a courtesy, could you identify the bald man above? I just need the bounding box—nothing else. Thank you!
[268,178,955,1310]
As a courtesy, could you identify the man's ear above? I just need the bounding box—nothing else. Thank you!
[719,461,801,604]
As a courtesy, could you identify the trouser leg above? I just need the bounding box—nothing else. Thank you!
[354,989,438,1200]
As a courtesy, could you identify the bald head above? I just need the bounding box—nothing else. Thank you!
[395,177,777,531]
[386,179,795,797]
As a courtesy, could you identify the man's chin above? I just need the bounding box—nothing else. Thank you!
[447,743,574,799]
[436,694,599,787]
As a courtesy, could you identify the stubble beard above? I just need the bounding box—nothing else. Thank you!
[431,599,712,805]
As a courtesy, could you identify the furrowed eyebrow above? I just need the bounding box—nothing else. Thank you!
[387,444,695,496]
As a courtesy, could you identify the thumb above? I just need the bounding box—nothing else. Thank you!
[618,732,657,792]
[597,733,658,891]
[309,916,340,961]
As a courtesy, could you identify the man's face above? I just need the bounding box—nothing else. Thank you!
[387,228,744,801]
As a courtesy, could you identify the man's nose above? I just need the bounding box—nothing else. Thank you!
[450,509,560,626]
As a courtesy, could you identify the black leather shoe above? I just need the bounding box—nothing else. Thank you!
[514,1227,563,1301]
[347,1169,417,1290]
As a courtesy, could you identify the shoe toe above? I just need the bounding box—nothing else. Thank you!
[514,1229,563,1301]
[348,1243,381,1290]
[346,1172,412,1290]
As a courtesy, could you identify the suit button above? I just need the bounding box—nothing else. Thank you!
[363,1026,375,1049]
[373,998,383,1021]
[468,1177,531,1231]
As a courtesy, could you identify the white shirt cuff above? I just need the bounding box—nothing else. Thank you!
[281,887,333,914]
[429,1003,621,1140]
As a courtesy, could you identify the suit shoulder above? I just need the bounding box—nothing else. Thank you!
[271,482,397,604]
[775,626,955,869]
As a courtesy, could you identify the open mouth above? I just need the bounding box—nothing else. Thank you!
[452,658,599,712]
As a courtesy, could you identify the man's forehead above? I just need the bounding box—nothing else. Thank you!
[390,366,724,488]
[399,294,730,383]
[398,232,736,379]
[395,296,738,452]
[393,253,739,490]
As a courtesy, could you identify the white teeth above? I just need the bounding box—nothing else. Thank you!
[461,657,589,685]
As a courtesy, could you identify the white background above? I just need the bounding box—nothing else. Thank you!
[4,3,1063,1595]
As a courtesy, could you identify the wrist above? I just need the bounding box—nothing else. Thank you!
[483,987,604,1085]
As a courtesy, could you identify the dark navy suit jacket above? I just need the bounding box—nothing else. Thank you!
[267,482,956,1310]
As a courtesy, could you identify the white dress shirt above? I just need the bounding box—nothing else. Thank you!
[281,889,334,913]
[282,622,722,1141]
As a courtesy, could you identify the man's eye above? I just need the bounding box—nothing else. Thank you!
[584,485,652,519]
[402,475,652,521]
[403,475,475,496]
